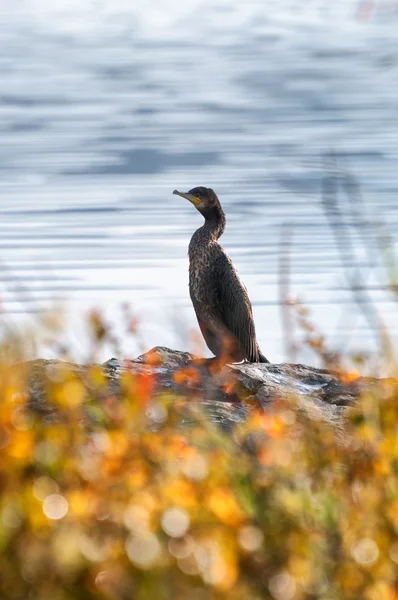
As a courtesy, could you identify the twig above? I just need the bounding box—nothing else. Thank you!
[278,222,296,362]
[322,152,390,356]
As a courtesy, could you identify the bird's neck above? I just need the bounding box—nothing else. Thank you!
[189,207,226,257]
[201,207,226,242]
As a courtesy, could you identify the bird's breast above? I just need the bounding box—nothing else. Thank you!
[188,248,218,305]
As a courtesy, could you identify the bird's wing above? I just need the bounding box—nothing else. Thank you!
[214,252,258,361]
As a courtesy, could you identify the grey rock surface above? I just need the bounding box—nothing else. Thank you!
[22,346,390,431]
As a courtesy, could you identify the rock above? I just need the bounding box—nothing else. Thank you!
[20,346,393,432]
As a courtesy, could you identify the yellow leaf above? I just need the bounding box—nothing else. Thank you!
[208,488,245,526]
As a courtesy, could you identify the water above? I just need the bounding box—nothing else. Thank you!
[1,0,398,362]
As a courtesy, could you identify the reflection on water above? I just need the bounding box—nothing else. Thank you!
[1,0,398,361]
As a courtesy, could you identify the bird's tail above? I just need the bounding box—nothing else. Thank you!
[257,348,270,363]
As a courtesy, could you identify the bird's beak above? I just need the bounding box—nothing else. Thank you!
[173,189,201,206]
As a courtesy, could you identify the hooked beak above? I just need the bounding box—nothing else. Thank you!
[173,189,202,206]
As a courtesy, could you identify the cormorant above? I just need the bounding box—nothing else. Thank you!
[173,186,269,364]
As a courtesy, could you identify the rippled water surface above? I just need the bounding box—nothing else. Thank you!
[1,0,398,360]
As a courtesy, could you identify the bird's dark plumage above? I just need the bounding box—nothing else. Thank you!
[173,186,269,364]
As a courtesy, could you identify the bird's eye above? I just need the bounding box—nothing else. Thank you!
[195,193,201,199]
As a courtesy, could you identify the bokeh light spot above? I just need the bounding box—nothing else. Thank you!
[389,541,398,564]
[238,525,264,552]
[269,571,296,600]
[181,453,208,481]
[125,533,161,568]
[161,507,190,538]
[168,535,194,559]
[123,504,150,533]
[33,476,59,501]
[146,403,168,424]
[351,538,379,566]
[43,494,68,520]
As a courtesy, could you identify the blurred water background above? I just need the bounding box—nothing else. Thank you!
[1,0,398,362]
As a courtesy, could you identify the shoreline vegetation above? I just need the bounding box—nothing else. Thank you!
[1,325,398,599]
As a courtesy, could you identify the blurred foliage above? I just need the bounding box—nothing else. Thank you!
[1,309,398,600]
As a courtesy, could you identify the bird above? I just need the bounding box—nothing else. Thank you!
[173,186,269,364]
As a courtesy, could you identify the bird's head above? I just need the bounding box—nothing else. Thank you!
[173,186,224,222]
